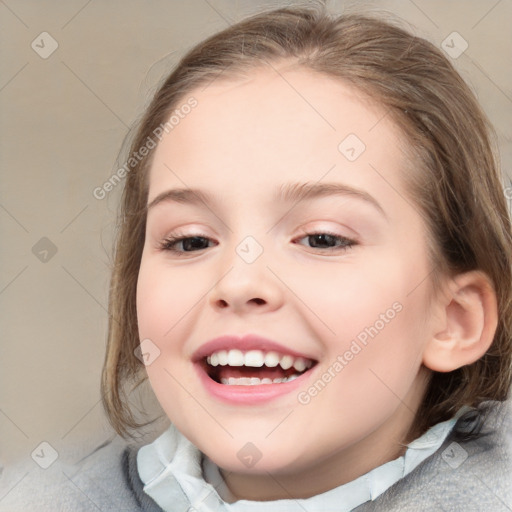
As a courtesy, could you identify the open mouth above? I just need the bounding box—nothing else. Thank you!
[200,349,317,386]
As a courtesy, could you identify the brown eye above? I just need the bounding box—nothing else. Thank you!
[294,232,356,251]
[159,235,216,255]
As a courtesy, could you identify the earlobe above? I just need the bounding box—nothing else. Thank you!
[422,270,498,373]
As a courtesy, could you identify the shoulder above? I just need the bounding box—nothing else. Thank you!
[0,435,162,512]
[357,399,512,511]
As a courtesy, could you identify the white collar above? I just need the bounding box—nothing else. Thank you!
[137,413,463,512]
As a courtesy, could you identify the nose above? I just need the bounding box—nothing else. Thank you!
[208,245,285,314]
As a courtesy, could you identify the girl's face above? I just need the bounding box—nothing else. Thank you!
[136,64,440,498]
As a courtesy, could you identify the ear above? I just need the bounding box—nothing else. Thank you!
[422,270,498,372]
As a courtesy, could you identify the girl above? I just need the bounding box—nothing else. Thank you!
[4,1,512,510]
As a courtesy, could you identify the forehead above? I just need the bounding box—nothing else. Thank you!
[147,64,409,210]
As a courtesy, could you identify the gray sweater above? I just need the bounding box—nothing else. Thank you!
[1,400,511,511]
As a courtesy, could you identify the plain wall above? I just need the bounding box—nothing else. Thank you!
[1,0,511,469]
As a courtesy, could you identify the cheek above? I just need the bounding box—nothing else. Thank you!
[136,258,206,427]
[294,253,430,404]
[321,285,429,426]
[282,256,405,342]
[136,258,206,339]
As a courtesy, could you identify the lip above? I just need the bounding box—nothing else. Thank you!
[194,362,315,404]
[192,334,318,405]
[192,334,317,362]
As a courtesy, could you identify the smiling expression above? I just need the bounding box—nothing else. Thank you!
[136,62,438,497]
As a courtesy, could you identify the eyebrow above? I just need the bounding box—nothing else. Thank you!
[147,181,388,220]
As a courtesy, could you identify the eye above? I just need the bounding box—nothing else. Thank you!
[158,230,357,256]
[293,231,357,252]
[158,234,216,255]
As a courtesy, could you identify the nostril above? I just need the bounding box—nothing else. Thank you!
[251,298,265,305]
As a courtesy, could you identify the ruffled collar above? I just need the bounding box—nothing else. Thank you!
[137,413,462,512]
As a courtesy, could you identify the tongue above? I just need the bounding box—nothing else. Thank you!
[216,365,297,381]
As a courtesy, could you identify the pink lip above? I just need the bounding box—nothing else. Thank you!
[194,363,314,405]
[192,334,316,361]
[192,334,317,405]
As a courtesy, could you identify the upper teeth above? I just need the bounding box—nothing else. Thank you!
[206,349,313,373]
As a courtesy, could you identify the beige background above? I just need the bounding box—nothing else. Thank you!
[1,0,511,470]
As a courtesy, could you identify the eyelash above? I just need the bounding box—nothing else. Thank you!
[158,230,357,256]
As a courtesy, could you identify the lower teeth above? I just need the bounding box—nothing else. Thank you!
[220,375,300,386]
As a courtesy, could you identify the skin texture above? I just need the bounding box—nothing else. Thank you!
[136,62,497,501]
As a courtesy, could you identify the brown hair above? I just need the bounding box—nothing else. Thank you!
[101,1,512,441]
